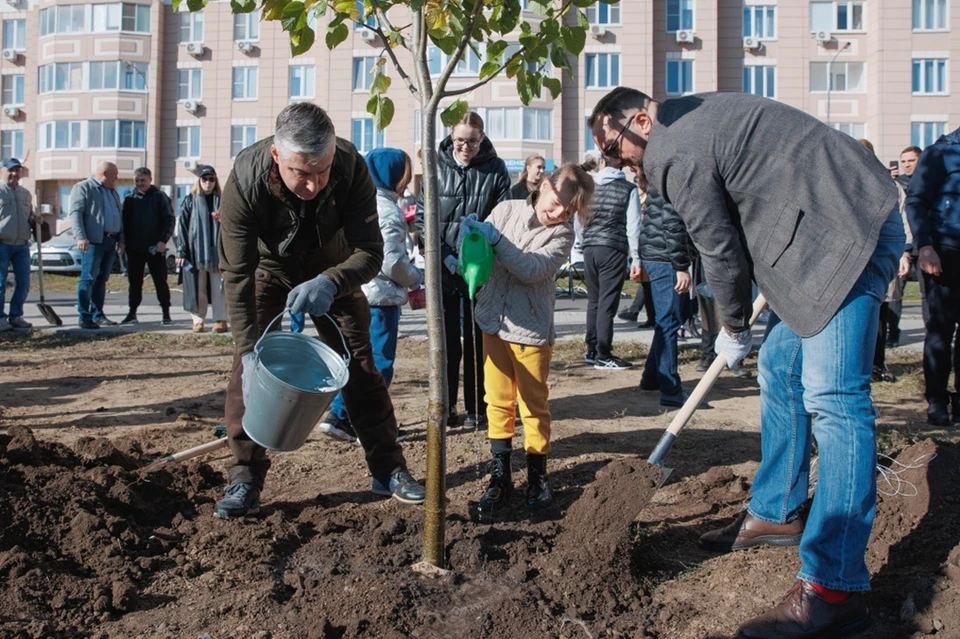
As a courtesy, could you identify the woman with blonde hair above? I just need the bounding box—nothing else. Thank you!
[510,154,546,200]
[176,165,227,333]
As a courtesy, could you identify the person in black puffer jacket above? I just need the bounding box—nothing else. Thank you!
[415,111,511,427]
[581,155,641,369]
[634,181,694,408]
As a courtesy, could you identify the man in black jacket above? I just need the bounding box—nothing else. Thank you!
[121,167,174,325]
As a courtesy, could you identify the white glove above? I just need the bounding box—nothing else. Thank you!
[460,213,501,248]
[443,255,459,275]
[715,327,753,369]
[286,274,337,316]
[241,352,256,405]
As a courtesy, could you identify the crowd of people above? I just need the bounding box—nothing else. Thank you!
[2,91,958,638]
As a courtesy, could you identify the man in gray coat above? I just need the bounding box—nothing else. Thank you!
[69,161,123,329]
[591,89,903,639]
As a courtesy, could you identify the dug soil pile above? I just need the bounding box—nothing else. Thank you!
[2,425,958,638]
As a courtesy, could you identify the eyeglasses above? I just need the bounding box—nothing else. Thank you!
[200,177,216,183]
[601,116,633,161]
[453,138,481,149]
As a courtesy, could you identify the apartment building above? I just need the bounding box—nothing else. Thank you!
[0,0,956,219]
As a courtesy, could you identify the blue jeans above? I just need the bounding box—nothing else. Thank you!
[641,261,684,401]
[0,242,30,319]
[328,305,401,422]
[750,208,903,591]
[76,237,117,323]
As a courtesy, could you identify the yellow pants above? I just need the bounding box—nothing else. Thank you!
[483,333,552,455]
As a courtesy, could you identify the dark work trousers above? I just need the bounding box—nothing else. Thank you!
[126,250,171,313]
[921,247,960,405]
[874,302,889,368]
[225,268,406,489]
[584,246,628,357]
[625,280,655,323]
[443,288,485,416]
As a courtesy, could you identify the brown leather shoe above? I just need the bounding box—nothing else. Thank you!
[700,511,803,552]
[212,321,228,333]
[736,580,869,639]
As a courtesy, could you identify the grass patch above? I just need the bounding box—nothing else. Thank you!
[38,272,179,294]
[902,281,921,303]
[0,330,234,352]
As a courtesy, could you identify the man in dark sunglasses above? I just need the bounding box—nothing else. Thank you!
[590,87,904,639]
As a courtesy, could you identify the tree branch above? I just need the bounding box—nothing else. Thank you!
[352,6,417,96]
[430,0,484,111]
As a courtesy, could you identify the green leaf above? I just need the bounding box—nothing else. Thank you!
[410,0,426,11]
[440,99,469,127]
[231,0,256,13]
[486,39,508,62]
[325,22,349,48]
[549,43,571,70]
[498,0,520,35]
[430,32,458,55]
[560,25,586,56]
[370,72,392,95]
[281,1,305,31]
[571,0,595,7]
[576,8,589,30]
[290,25,315,56]
[528,0,551,16]
[516,69,533,104]
[539,17,559,41]
[261,0,287,20]
[542,77,562,99]
[505,55,523,78]
[366,94,378,115]
[479,60,501,80]
[185,0,205,12]
[374,95,395,129]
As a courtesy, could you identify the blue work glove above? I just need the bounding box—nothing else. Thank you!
[287,274,338,316]
[443,255,459,275]
[241,352,256,405]
[290,312,305,333]
[458,213,501,249]
[715,327,753,369]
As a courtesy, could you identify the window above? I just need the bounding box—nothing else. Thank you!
[88,61,147,91]
[830,122,866,139]
[351,118,384,154]
[231,125,257,158]
[38,62,85,94]
[122,4,150,32]
[522,108,552,142]
[89,4,149,33]
[584,118,596,152]
[912,122,946,148]
[87,119,145,149]
[743,5,776,39]
[177,126,201,158]
[2,20,25,50]
[413,109,446,145]
[180,12,203,42]
[177,68,202,100]
[427,46,482,77]
[810,2,863,32]
[234,9,260,41]
[498,44,552,74]
[666,60,694,95]
[810,62,865,93]
[354,0,375,29]
[289,66,315,99]
[912,59,947,95]
[175,185,189,211]
[484,107,522,141]
[585,53,620,89]
[37,121,83,150]
[54,5,87,34]
[88,61,118,90]
[666,0,693,32]
[92,4,121,31]
[743,66,775,98]
[232,67,258,99]
[1,130,23,159]
[1,76,24,106]
[913,0,948,30]
[353,56,378,92]
[585,4,620,25]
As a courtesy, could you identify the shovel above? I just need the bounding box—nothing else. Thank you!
[141,438,229,472]
[646,294,768,486]
[34,218,62,326]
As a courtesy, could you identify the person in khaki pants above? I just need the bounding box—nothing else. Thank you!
[463,163,595,520]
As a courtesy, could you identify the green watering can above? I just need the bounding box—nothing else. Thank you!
[459,229,494,300]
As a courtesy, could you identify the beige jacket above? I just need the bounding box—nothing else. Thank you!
[475,199,574,346]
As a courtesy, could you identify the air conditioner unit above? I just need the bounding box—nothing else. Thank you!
[183,159,198,171]
[814,30,832,43]
[185,41,204,56]
[675,29,695,44]
[743,36,761,50]
[359,28,376,42]
[237,40,254,53]
[183,100,200,113]
[2,106,20,118]
[589,24,606,38]
[2,49,18,61]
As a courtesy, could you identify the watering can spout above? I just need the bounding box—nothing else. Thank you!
[459,230,494,300]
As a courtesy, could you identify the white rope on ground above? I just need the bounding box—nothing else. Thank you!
[807,453,937,498]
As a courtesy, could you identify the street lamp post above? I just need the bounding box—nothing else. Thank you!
[122,60,148,170]
[825,41,851,128]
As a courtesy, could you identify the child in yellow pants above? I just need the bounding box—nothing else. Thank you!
[459,163,595,518]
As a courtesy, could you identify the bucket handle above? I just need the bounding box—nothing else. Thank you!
[257,311,352,369]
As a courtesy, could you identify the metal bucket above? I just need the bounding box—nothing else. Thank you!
[241,312,351,451]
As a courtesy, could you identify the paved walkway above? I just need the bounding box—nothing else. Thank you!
[18,285,926,353]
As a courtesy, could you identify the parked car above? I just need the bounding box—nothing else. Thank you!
[30,228,178,275]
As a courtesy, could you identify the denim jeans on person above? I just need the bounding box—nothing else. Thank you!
[640,260,684,401]
[328,305,401,423]
[77,236,117,323]
[0,242,30,319]
[750,208,904,592]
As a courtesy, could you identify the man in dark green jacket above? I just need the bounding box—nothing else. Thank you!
[214,102,424,519]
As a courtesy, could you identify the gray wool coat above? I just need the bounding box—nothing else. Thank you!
[176,192,221,315]
[642,92,899,338]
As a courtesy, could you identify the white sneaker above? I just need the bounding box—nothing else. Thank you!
[0,317,11,332]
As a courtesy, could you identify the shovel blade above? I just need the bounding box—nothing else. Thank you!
[657,466,674,488]
[38,303,62,326]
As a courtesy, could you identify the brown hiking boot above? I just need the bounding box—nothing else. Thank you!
[700,510,803,552]
[212,321,228,333]
[736,580,869,639]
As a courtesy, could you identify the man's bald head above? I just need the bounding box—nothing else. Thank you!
[96,161,119,189]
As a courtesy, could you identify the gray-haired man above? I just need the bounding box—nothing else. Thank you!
[214,102,424,518]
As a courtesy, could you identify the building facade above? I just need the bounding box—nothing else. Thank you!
[0,0,957,220]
